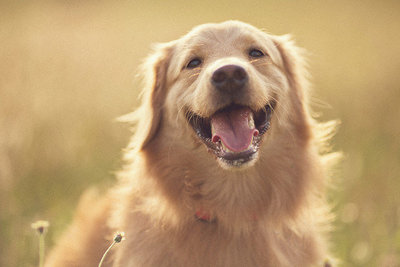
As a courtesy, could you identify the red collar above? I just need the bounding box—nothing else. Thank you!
[195,209,258,222]
[195,209,214,222]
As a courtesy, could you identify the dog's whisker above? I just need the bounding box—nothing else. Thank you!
[188,72,201,79]
[254,62,273,67]
[249,58,262,64]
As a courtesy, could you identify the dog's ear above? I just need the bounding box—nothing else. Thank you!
[272,35,340,150]
[271,35,313,138]
[125,42,175,151]
[271,34,310,105]
[272,35,342,175]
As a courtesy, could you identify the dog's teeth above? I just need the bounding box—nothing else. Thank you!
[211,123,215,136]
[221,141,227,151]
[248,113,255,129]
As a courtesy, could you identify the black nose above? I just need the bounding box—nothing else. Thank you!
[211,65,248,93]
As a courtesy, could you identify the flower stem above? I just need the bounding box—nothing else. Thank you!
[39,233,45,267]
[98,241,116,267]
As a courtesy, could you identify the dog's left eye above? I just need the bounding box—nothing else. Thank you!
[186,58,202,69]
[249,49,265,58]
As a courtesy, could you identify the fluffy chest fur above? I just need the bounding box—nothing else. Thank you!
[111,139,328,267]
[113,216,321,267]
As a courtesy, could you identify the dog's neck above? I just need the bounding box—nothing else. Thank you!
[137,131,322,230]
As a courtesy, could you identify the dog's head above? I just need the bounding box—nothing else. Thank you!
[131,21,311,170]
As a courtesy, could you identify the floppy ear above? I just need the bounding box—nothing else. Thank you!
[273,35,340,161]
[271,35,313,138]
[127,42,175,151]
[272,34,310,107]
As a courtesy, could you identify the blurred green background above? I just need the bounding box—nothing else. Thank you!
[0,0,399,266]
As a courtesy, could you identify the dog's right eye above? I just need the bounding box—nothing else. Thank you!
[249,49,265,58]
[186,58,202,69]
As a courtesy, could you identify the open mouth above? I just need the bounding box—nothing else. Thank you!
[186,102,275,166]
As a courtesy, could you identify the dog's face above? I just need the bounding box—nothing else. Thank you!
[136,21,308,170]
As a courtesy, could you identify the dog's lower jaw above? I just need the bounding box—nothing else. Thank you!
[216,151,259,170]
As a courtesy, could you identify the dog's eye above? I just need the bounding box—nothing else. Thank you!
[186,58,202,69]
[249,49,265,58]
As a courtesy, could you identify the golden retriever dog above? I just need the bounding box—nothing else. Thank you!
[45,21,339,267]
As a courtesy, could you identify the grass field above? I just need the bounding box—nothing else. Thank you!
[1,1,399,266]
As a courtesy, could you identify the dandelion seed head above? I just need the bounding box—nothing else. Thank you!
[31,220,50,235]
[113,232,125,243]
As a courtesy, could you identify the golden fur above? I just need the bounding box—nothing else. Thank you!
[45,21,339,267]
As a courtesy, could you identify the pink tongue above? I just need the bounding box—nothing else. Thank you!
[211,107,258,152]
